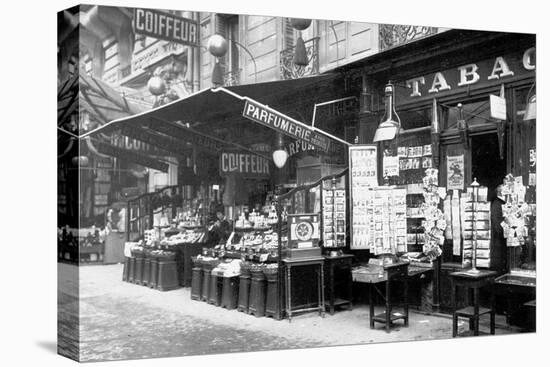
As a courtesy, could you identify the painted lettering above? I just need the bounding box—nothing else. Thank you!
[457,63,480,86]
[406,76,425,97]
[428,72,451,94]
[488,56,514,80]
[523,47,536,71]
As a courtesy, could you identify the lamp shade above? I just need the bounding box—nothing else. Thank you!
[147,76,166,96]
[373,121,399,143]
[293,36,308,66]
[524,94,536,120]
[289,18,312,31]
[207,34,228,58]
[272,149,289,169]
[72,155,89,166]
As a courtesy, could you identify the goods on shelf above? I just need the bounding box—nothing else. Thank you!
[212,259,243,277]
[161,229,206,245]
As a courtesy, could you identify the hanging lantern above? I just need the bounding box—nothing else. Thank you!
[289,18,312,31]
[293,36,308,66]
[272,134,288,169]
[524,94,536,121]
[211,60,224,86]
[147,76,166,96]
[72,155,89,166]
[373,82,401,142]
[207,34,228,58]
[273,150,289,169]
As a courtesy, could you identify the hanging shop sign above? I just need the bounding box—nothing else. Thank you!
[94,140,169,172]
[400,48,536,103]
[133,8,199,47]
[242,100,330,152]
[285,140,316,157]
[447,155,465,191]
[142,120,225,152]
[115,126,180,155]
[219,151,270,178]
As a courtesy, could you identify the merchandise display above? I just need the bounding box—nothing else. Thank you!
[352,187,407,254]
[460,179,491,268]
[501,174,531,247]
[421,169,445,260]
[321,186,346,248]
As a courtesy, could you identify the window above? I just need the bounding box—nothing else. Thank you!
[319,21,378,71]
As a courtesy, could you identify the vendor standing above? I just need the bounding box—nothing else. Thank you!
[209,205,232,245]
[490,184,507,273]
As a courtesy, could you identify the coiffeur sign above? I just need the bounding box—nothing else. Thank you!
[133,8,199,47]
[242,100,330,152]
[220,151,270,178]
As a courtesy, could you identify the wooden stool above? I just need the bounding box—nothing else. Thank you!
[450,270,496,337]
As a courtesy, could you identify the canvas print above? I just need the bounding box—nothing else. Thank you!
[57,3,537,362]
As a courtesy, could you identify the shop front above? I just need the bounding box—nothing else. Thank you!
[338,29,536,328]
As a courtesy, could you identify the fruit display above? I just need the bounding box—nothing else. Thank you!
[161,229,206,245]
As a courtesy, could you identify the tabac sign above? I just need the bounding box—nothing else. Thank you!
[242,100,330,152]
[398,48,536,103]
[220,151,270,178]
[133,8,199,47]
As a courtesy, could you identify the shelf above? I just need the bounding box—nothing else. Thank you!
[372,311,407,323]
[455,306,493,317]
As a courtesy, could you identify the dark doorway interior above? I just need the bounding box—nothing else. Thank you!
[471,134,507,201]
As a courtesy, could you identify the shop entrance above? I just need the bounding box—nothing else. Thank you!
[471,133,506,201]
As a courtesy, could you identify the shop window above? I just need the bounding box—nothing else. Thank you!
[397,106,432,130]
[441,99,491,130]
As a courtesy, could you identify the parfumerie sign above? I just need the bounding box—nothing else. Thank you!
[242,100,330,152]
[220,151,270,178]
[133,8,198,47]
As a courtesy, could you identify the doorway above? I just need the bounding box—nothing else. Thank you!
[471,133,507,201]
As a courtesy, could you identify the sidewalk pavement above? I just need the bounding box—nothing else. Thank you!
[58,262,520,362]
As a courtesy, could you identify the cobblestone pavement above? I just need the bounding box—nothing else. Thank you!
[58,263,521,362]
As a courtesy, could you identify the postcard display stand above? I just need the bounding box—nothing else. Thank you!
[460,185,491,268]
[349,144,406,254]
[321,181,346,249]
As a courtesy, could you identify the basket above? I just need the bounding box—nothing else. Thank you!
[131,248,145,258]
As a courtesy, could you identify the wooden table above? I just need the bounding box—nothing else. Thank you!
[283,257,325,322]
[450,270,497,337]
[324,254,354,315]
[353,262,409,333]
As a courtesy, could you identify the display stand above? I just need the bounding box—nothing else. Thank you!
[450,270,496,337]
[283,257,325,322]
[274,169,349,321]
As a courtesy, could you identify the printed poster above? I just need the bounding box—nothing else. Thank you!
[447,155,465,191]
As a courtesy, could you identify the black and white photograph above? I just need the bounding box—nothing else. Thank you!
[4,0,545,366]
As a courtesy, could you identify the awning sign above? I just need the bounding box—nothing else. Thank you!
[220,151,270,178]
[133,8,199,47]
[242,100,330,152]
[95,140,169,172]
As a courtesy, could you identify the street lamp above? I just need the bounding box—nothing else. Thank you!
[206,33,257,86]
[289,18,312,66]
[373,82,402,143]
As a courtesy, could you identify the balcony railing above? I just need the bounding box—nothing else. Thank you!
[379,24,438,51]
[280,37,320,80]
